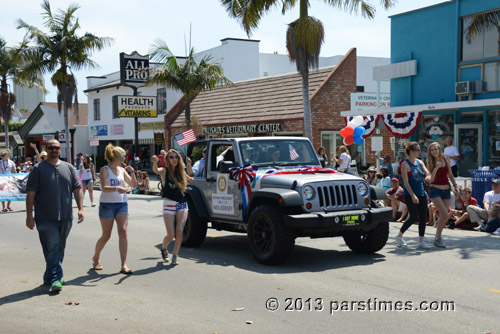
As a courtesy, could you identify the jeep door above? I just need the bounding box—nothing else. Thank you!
[204,142,243,222]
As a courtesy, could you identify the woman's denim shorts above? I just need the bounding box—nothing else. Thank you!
[429,186,451,200]
[82,179,93,187]
[99,202,128,219]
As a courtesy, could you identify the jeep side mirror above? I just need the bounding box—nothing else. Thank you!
[219,160,235,174]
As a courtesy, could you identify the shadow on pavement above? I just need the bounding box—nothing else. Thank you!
[0,284,49,306]
[178,235,386,274]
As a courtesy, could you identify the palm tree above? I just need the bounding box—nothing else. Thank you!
[0,37,37,149]
[147,39,232,129]
[17,0,112,160]
[220,0,395,140]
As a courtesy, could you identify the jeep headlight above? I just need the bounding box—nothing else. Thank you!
[303,185,315,200]
[357,182,369,197]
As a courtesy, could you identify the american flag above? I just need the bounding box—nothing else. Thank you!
[174,129,196,146]
[289,144,299,160]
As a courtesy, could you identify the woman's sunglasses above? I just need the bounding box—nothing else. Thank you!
[168,155,179,159]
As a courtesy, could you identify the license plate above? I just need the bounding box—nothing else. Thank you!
[341,214,360,226]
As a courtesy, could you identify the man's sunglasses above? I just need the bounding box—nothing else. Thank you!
[47,146,61,150]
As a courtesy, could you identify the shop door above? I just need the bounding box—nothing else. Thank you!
[321,131,342,168]
[454,124,482,177]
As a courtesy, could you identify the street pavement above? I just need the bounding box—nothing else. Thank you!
[0,191,499,334]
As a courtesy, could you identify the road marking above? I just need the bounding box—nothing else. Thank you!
[489,289,500,294]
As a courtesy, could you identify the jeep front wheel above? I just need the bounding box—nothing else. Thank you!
[247,204,295,265]
[182,201,208,247]
[342,222,389,254]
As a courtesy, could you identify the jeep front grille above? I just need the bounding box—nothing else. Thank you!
[316,184,358,209]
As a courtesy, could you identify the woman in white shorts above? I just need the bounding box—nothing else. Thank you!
[152,149,193,265]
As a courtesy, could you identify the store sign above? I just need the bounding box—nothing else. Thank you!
[42,134,54,144]
[117,96,157,118]
[119,52,149,85]
[139,121,164,131]
[202,123,284,135]
[58,132,66,142]
[89,136,99,146]
[350,93,390,111]
[110,124,124,135]
[90,125,108,136]
[154,132,164,145]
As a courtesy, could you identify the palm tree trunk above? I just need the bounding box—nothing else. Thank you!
[301,69,312,141]
[63,102,71,162]
[0,80,10,149]
[3,115,8,149]
[185,97,192,129]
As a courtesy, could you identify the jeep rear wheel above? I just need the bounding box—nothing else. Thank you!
[182,201,207,247]
[247,204,295,265]
[342,222,389,254]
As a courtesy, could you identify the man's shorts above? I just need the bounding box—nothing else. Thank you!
[163,200,188,215]
[99,202,128,219]
[429,186,451,200]
[82,179,93,187]
[397,201,407,213]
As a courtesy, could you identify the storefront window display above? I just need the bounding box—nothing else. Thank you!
[489,110,500,169]
[416,114,455,161]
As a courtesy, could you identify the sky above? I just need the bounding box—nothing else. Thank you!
[1,0,448,103]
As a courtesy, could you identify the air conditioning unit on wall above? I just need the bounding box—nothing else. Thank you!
[455,80,484,95]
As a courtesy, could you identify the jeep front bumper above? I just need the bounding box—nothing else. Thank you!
[284,207,392,231]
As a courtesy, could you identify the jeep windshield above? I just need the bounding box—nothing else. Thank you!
[238,139,320,168]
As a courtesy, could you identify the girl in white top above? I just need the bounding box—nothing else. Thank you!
[92,144,137,274]
[1,149,17,212]
[334,145,351,173]
[79,154,96,207]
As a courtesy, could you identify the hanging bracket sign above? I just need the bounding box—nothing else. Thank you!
[117,96,157,118]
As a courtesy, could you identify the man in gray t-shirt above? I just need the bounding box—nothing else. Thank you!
[25,139,83,293]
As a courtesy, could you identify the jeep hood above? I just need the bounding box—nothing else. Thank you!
[257,171,363,189]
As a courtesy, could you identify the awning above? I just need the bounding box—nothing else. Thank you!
[139,138,154,145]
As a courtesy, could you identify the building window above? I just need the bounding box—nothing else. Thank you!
[484,61,500,92]
[460,9,500,62]
[157,88,167,114]
[489,110,500,169]
[93,98,100,121]
[112,96,118,119]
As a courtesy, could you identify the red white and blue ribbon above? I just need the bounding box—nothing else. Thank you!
[229,164,256,222]
[345,115,380,138]
[382,112,422,138]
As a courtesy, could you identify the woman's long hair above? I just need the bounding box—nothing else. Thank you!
[166,149,187,193]
[426,142,444,172]
[83,155,91,169]
[338,145,349,154]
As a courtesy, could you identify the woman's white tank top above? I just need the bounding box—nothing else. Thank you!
[99,166,128,203]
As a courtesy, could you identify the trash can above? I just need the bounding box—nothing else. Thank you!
[468,169,500,207]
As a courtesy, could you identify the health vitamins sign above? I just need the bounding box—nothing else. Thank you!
[117,96,158,117]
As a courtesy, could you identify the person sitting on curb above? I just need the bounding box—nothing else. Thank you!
[466,178,500,230]
[386,178,408,222]
[448,187,478,229]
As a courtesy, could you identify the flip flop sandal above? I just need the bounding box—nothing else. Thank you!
[119,268,133,275]
[7,208,13,211]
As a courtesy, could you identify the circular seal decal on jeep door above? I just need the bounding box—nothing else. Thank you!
[217,174,227,193]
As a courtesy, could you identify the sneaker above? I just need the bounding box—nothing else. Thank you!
[395,235,408,248]
[44,279,65,286]
[492,229,500,236]
[478,221,486,229]
[417,241,431,249]
[161,248,169,262]
[434,238,446,248]
[447,222,455,229]
[50,280,63,292]
[171,255,179,265]
[91,203,96,207]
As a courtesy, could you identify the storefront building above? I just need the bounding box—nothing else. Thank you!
[342,0,500,176]
[166,48,385,169]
